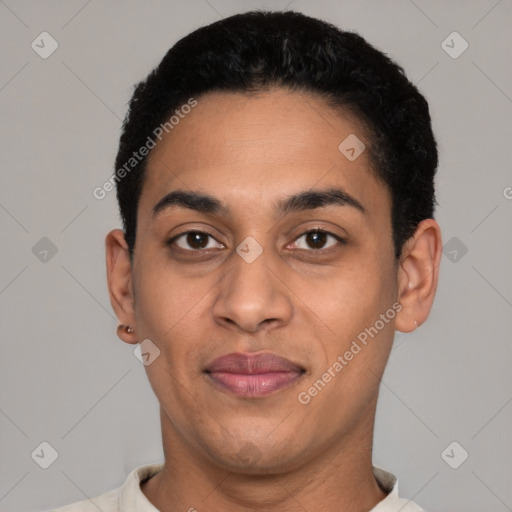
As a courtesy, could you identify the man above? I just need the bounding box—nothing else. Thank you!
[53,10,442,512]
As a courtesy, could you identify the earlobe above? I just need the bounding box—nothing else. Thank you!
[105,229,137,343]
[116,323,138,345]
[395,219,442,333]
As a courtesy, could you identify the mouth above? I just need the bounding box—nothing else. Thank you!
[204,352,306,398]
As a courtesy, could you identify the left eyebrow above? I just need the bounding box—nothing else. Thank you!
[151,186,367,219]
[275,187,367,216]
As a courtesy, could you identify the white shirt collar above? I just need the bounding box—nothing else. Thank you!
[118,462,425,512]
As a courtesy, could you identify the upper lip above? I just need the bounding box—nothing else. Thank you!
[204,352,305,374]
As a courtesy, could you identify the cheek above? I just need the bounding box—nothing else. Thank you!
[134,270,207,404]
[134,258,212,338]
[132,265,218,394]
[302,262,390,340]
[300,260,398,402]
[297,270,396,426]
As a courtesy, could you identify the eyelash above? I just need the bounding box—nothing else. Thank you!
[167,228,346,254]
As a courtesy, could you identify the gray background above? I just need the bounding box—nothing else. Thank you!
[0,1,511,511]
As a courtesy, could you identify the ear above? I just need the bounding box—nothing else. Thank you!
[105,229,138,344]
[395,219,443,333]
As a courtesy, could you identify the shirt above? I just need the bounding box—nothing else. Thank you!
[48,462,426,511]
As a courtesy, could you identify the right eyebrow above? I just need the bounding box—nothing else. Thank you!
[152,190,229,218]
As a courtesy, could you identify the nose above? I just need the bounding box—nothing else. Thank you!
[212,247,293,334]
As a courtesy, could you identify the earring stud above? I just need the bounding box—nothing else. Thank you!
[118,324,134,334]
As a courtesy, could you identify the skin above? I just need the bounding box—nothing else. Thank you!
[106,88,442,512]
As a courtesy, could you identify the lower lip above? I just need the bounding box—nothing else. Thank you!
[206,371,303,397]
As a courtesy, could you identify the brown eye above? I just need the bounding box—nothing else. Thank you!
[306,230,328,249]
[292,229,345,251]
[169,231,223,251]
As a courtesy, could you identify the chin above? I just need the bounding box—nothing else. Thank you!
[200,432,308,475]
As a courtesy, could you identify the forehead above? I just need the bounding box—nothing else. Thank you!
[139,89,389,222]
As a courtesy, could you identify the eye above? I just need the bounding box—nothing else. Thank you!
[167,228,345,254]
[290,229,345,251]
[169,230,224,251]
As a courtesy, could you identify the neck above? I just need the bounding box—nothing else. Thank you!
[141,402,387,512]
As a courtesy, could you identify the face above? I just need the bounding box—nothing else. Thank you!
[117,89,403,473]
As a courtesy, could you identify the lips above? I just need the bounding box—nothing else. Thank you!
[204,352,305,397]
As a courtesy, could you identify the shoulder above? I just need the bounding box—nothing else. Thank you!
[371,466,427,512]
[372,492,427,512]
[46,487,120,512]
[391,496,426,511]
[42,462,164,512]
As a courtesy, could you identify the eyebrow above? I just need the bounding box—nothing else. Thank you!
[152,187,367,219]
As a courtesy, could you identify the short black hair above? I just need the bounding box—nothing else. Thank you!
[114,10,438,260]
